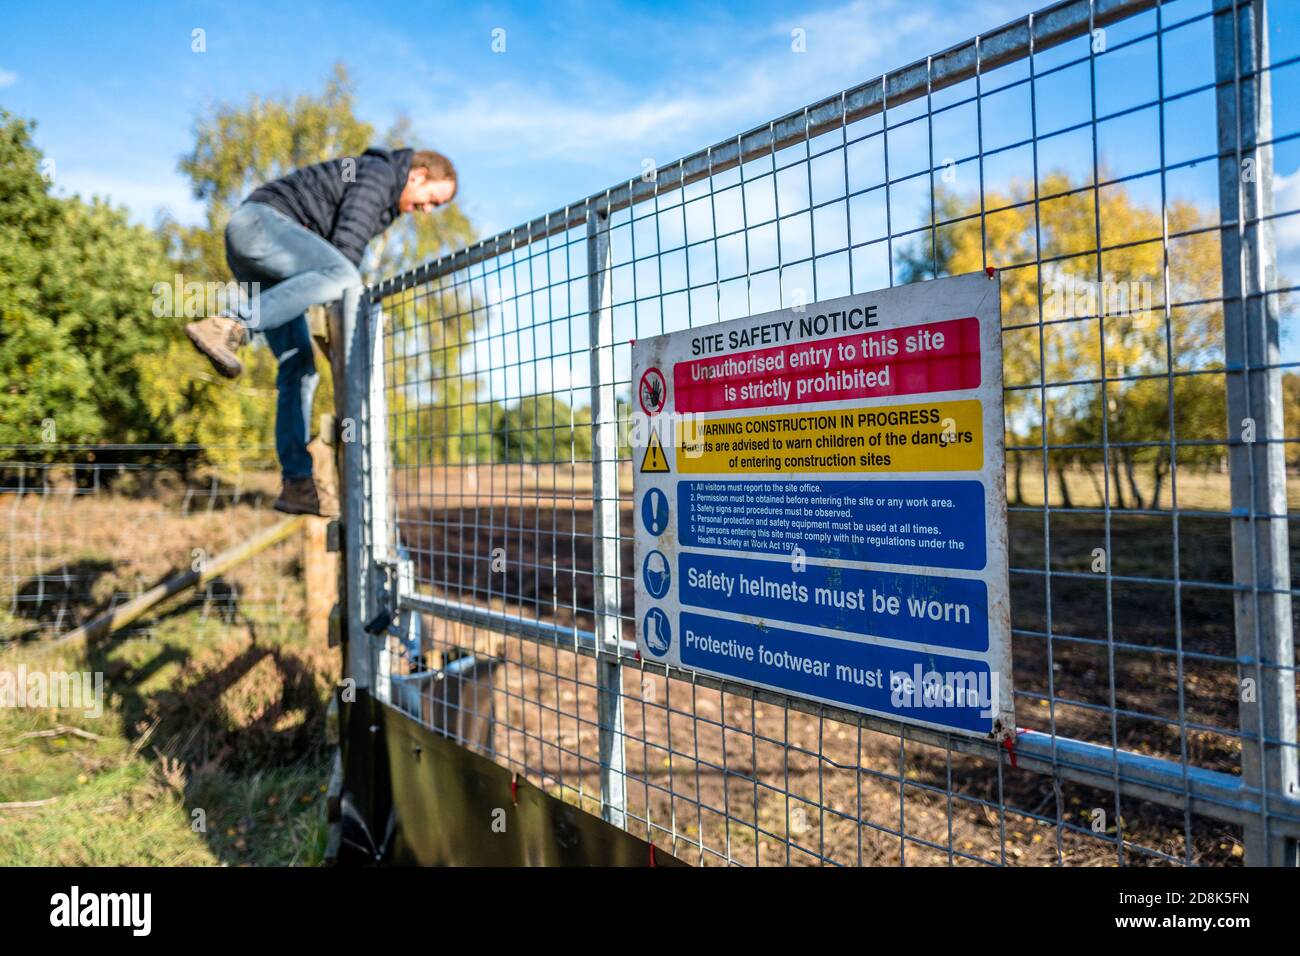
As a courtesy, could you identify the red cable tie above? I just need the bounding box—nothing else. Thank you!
[510,772,519,806]
[984,265,997,279]
[1002,735,1017,769]
[649,844,657,867]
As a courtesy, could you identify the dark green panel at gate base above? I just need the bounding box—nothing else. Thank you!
[379,702,685,866]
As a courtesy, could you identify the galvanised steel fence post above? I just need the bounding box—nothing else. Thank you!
[1214,0,1299,866]
[342,282,376,691]
[588,205,628,829]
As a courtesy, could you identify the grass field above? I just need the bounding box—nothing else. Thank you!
[1,466,337,866]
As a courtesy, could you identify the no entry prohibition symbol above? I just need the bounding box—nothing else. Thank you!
[639,367,666,416]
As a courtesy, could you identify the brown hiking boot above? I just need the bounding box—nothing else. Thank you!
[274,477,339,517]
[185,314,247,379]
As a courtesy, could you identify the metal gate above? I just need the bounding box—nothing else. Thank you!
[339,0,1300,865]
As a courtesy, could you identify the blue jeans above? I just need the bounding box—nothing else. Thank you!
[225,202,362,480]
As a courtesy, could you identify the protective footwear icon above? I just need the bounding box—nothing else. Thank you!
[643,608,671,655]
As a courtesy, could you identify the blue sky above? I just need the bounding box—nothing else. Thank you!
[0,1,1258,229]
[0,0,1032,236]
[4,0,1299,403]
[0,0,1296,268]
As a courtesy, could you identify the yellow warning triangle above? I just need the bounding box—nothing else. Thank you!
[640,430,670,473]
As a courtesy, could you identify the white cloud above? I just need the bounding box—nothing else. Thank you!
[434,87,730,164]
[414,0,1026,187]
[54,169,203,226]
[0,68,17,88]
[1274,168,1300,285]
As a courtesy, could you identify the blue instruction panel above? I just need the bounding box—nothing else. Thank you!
[631,275,1014,739]
[678,479,988,569]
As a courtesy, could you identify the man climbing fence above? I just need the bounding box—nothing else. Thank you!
[185,147,458,516]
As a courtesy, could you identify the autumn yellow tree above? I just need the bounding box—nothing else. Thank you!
[898,171,1224,508]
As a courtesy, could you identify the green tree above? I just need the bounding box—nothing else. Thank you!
[384,284,495,466]
[0,112,177,448]
[1284,372,1300,471]
[493,395,593,463]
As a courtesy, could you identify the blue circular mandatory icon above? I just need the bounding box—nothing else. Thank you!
[642,607,672,656]
[641,487,669,536]
[642,549,671,599]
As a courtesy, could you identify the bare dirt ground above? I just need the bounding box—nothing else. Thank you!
[390,462,1295,866]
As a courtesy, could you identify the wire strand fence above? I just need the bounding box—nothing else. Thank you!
[353,0,1300,865]
[1,446,303,648]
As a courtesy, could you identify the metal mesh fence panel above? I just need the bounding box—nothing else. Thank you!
[362,0,1300,865]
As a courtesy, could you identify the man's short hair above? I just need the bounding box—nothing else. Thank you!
[411,149,456,194]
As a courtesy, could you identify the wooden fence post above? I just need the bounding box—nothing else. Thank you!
[303,304,341,648]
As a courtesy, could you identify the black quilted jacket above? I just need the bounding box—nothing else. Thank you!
[244,147,413,266]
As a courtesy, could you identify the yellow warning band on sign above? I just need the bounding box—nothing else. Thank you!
[675,399,983,474]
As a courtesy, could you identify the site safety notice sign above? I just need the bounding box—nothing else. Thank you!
[632,272,1013,739]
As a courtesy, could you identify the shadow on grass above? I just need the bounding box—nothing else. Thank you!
[75,585,335,866]
[8,559,119,642]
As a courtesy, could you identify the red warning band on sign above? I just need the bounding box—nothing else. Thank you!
[673,316,981,413]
